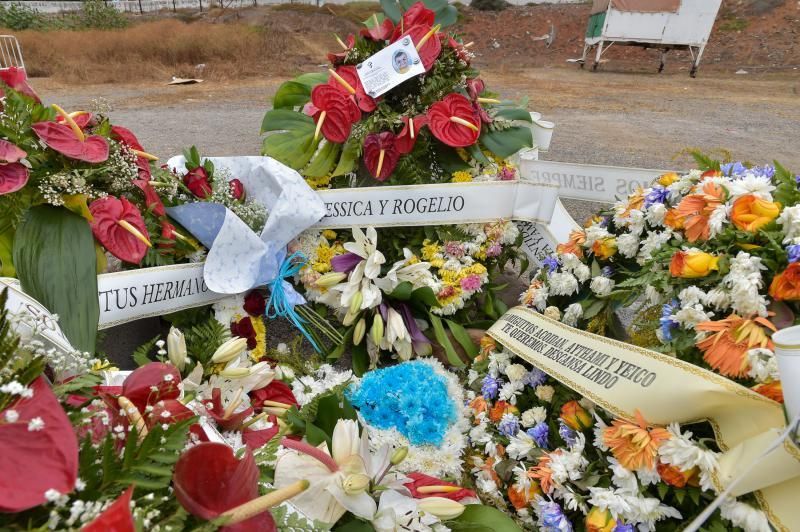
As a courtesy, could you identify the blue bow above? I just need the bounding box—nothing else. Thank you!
[265,251,319,352]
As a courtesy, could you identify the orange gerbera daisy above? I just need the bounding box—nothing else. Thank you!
[508,481,542,510]
[673,181,725,242]
[602,410,670,471]
[617,187,646,219]
[752,381,783,403]
[528,452,558,494]
[695,314,776,378]
[469,396,488,417]
[476,456,501,485]
[489,401,518,422]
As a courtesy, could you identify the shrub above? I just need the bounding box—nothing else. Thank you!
[0,3,50,30]
[470,0,510,11]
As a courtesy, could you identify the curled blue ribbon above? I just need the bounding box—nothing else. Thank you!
[265,251,320,352]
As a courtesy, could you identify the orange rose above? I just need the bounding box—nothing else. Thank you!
[592,237,617,260]
[560,400,593,431]
[769,263,800,301]
[585,507,616,532]
[670,250,719,278]
[753,381,783,403]
[731,194,780,232]
[657,462,697,488]
[469,396,488,417]
[507,482,542,510]
[489,401,518,422]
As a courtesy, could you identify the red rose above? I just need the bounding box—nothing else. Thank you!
[426,94,480,148]
[363,132,400,181]
[183,166,212,199]
[231,317,257,349]
[243,290,266,316]
[310,84,361,144]
[229,178,245,200]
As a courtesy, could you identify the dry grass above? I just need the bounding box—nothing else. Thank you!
[13,19,292,83]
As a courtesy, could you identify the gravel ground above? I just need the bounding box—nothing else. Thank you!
[35,69,800,365]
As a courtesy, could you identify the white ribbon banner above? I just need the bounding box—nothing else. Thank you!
[520,159,669,203]
[313,179,559,229]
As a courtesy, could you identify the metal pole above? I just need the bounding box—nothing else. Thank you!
[138,0,143,14]
[199,0,203,11]
[173,0,176,11]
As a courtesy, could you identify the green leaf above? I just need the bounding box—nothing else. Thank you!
[304,140,341,178]
[380,0,457,27]
[272,72,327,110]
[494,108,533,122]
[429,312,465,368]
[132,335,160,367]
[0,228,14,276]
[480,126,533,159]
[447,504,523,531]
[411,286,439,307]
[390,281,414,301]
[446,319,478,358]
[352,342,370,377]
[304,421,330,447]
[13,206,99,353]
[332,137,360,177]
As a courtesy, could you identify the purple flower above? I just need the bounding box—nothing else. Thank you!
[522,368,547,388]
[398,302,431,354]
[445,241,465,258]
[644,185,669,207]
[750,165,775,179]
[331,252,362,274]
[481,375,501,400]
[542,256,559,273]
[558,421,577,446]
[498,414,520,437]
[601,265,615,277]
[721,161,746,177]
[613,523,635,532]
[660,299,679,341]
[499,166,516,181]
[527,422,549,449]
[788,245,800,264]
[536,498,572,532]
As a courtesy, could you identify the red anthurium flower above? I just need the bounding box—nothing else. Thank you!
[89,196,152,264]
[249,380,298,411]
[364,131,400,181]
[110,125,144,151]
[183,166,212,199]
[0,139,29,195]
[31,121,109,163]
[395,115,428,155]
[465,78,493,124]
[328,65,376,113]
[205,388,254,432]
[426,94,481,148]
[244,291,266,317]
[403,2,435,28]
[466,78,485,100]
[360,14,395,41]
[173,443,276,532]
[404,472,477,502]
[121,362,182,413]
[327,34,355,65]
[56,111,93,130]
[229,178,245,200]
[242,419,280,450]
[0,377,78,512]
[0,67,40,102]
[82,486,135,532]
[393,24,441,71]
[147,399,194,429]
[311,84,361,144]
[446,35,471,64]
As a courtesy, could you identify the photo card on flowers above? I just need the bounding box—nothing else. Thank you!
[356,36,426,98]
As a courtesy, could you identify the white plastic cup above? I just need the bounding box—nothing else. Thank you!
[509,146,539,167]
[532,119,555,152]
[771,325,800,421]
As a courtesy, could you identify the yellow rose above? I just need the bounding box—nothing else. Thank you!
[669,250,719,278]
[657,172,679,186]
[592,237,617,260]
[731,194,780,232]
[586,507,616,532]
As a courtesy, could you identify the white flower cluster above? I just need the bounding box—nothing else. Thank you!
[290,364,353,406]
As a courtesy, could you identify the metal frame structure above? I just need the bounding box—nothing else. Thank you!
[0,35,25,71]
[574,0,722,77]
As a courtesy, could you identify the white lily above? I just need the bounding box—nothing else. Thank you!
[273,419,379,525]
[375,248,434,293]
[380,307,413,361]
[372,490,439,532]
[337,227,386,312]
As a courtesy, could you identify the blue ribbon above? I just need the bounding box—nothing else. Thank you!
[265,251,320,352]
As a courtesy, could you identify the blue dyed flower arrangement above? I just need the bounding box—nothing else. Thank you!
[346,360,457,447]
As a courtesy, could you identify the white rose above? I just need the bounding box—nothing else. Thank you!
[535,385,555,402]
[521,406,548,427]
[590,276,615,298]
[544,306,561,321]
[505,363,528,383]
